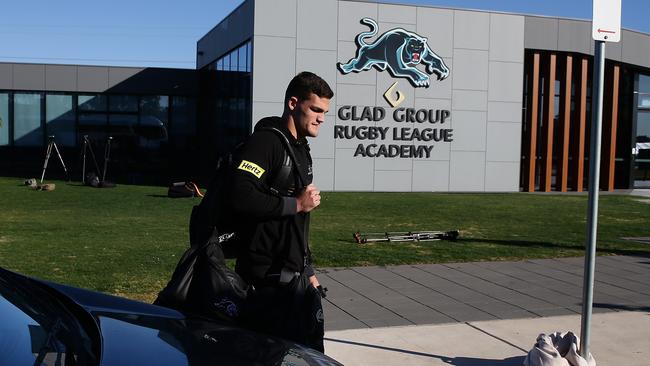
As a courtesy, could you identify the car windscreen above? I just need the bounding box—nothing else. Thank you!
[0,269,98,366]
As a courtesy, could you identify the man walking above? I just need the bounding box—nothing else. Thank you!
[225,71,333,351]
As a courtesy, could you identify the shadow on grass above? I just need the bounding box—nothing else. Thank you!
[593,303,650,312]
[324,337,525,365]
[458,238,650,258]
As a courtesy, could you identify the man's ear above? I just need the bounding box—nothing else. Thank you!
[287,96,299,111]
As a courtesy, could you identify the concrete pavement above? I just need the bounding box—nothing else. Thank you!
[318,255,650,365]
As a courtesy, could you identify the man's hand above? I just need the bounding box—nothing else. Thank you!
[308,275,320,288]
[296,184,321,213]
[309,275,328,298]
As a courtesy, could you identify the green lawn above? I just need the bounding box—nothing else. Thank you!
[1,177,648,302]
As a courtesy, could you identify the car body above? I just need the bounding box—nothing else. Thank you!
[0,267,342,366]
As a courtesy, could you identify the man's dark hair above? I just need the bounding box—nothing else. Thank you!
[284,71,334,102]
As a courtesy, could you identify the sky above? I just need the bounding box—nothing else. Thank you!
[1,0,648,69]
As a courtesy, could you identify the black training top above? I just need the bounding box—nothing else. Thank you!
[226,116,315,285]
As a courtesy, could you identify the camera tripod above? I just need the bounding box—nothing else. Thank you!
[40,136,70,184]
[81,135,114,186]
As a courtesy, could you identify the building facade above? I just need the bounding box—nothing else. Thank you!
[0,65,199,184]
[1,0,649,191]
[198,0,650,192]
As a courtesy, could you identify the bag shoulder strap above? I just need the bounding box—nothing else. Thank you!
[260,126,308,187]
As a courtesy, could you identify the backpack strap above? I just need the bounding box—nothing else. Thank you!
[260,127,308,189]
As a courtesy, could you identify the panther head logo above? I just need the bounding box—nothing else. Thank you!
[338,18,450,88]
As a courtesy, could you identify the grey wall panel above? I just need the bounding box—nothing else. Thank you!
[453,10,489,50]
[416,7,454,58]
[374,154,412,170]
[524,16,559,50]
[557,19,591,55]
[427,142,450,161]
[621,30,650,69]
[197,0,253,69]
[486,122,521,162]
[252,101,283,127]
[108,68,141,89]
[449,110,486,152]
[452,90,487,111]
[488,61,523,103]
[254,0,296,37]
[452,49,488,91]
[45,65,77,91]
[252,36,296,103]
[376,21,415,38]
[489,13,524,63]
[77,66,109,92]
[0,64,13,89]
[297,0,337,51]
[487,101,521,123]
[334,147,374,190]
[338,1,378,41]
[412,160,449,191]
[449,151,485,191]
[13,64,45,90]
[313,158,335,191]
[485,161,520,191]
[336,83,376,106]
[309,115,336,159]
[374,170,412,191]
[379,3,416,24]
[336,41,377,85]
[414,97,451,110]
[296,49,338,103]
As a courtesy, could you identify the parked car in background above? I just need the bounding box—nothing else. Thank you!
[0,267,342,366]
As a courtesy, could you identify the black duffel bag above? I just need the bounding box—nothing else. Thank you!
[154,234,248,322]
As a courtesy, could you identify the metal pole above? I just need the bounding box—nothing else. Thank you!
[580,39,605,359]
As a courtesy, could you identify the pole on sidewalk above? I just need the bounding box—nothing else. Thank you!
[580,39,605,359]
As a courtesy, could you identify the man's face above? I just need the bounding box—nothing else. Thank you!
[290,93,330,138]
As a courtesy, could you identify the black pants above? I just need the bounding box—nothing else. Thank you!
[242,273,325,352]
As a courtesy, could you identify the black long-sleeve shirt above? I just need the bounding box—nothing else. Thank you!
[227,117,314,285]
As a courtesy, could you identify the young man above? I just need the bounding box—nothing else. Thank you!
[225,72,333,351]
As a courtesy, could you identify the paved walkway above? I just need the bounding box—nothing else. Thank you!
[319,255,650,365]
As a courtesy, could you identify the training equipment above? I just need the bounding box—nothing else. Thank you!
[40,136,70,183]
[353,230,459,244]
[81,135,116,188]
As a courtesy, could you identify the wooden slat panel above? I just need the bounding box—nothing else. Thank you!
[575,58,588,192]
[543,54,556,192]
[527,53,541,192]
[560,55,573,192]
[607,65,620,191]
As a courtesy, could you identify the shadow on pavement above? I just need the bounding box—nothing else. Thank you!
[324,337,525,365]
[593,303,650,312]
[459,238,650,258]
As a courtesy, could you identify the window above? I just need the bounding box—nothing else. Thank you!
[212,40,252,73]
[109,95,138,112]
[78,95,107,112]
[46,94,75,147]
[14,93,42,146]
[0,93,8,146]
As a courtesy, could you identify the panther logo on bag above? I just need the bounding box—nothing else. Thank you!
[337,18,450,88]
